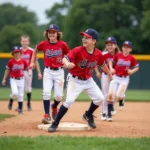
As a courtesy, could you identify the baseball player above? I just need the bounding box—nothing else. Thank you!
[8,35,42,111]
[2,46,29,114]
[30,24,70,124]
[48,28,113,132]
[107,41,139,121]
[95,37,120,121]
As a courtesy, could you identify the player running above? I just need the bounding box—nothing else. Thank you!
[30,24,70,124]
[107,41,139,121]
[48,28,113,132]
[2,46,29,114]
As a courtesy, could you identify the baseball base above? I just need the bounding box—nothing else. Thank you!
[38,122,89,131]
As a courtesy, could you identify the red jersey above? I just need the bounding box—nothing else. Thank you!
[113,53,139,76]
[21,47,34,67]
[36,40,70,67]
[66,46,105,79]
[6,58,28,78]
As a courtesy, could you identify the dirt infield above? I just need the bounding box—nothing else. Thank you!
[0,101,150,137]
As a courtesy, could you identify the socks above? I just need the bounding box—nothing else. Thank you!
[18,102,23,111]
[86,101,99,116]
[10,98,14,104]
[119,99,124,106]
[55,105,68,124]
[108,102,113,117]
[53,99,60,108]
[43,100,50,115]
[27,93,31,105]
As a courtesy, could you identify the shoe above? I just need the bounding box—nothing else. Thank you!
[48,121,58,132]
[107,115,113,122]
[18,109,23,115]
[101,113,107,121]
[111,110,116,115]
[8,102,13,110]
[51,104,58,120]
[42,114,51,124]
[27,104,32,111]
[83,111,96,128]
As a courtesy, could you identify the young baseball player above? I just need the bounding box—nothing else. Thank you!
[48,28,113,132]
[30,24,70,124]
[7,35,42,111]
[2,46,29,114]
[107,41,139,121]
[95,37,120,121]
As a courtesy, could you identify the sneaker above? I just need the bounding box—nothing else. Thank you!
[107,115,113,122]
[48,121,58,132]
[27,104,32,111]
[18,109,23,115]
[83,111,96,129]
[51,104,58,120]
[101,113,107,121]
[8,102,13,110]
[111,110,117,115]
[42,114,51,124]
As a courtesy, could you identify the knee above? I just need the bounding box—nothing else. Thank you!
[108,93,114,101]
[43,91,50,100]
[63,99,74,108]
[12,92,18,99]
[116,96,123,101]
[93,95,105,106]
[54,96,62,101]
[25,87,32,93]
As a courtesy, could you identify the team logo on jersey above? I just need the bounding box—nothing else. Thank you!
[46,49,62,58]
[117,59,131,66]
[87,62,97,68]
[12,64,24,71]
[78,59,87,68]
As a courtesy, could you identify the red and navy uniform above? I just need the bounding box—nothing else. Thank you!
[36,40,70,67]
[113,53,139,76]
[6,58,28,78]
[65,46,105,79]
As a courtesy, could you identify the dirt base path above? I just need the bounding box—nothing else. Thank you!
[0,101,150,137]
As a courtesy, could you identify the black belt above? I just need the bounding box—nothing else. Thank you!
[72,75,87,81]
[117,75,127,78]
[11,77,23,80]
[46,66,62,70]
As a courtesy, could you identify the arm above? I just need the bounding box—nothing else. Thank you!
[62,57,75,69]
[101,64,113,81]
[35,59,42,80]
[95,66,101,79]
[30,50,37,69]
[109,60,116,74]
[2,69,10,86]
[127,67,139,75]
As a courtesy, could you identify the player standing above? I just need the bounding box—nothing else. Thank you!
[107,41,139,121]
[7,35,42,111]
[48,28,113,132]
[2,46,29,114]
[30,24,70,124]
[95,37,120,120]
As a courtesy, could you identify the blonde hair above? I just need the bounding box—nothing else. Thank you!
[20,35,30,41]
[43,31,62,41]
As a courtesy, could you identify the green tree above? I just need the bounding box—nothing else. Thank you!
[0,3,37,30]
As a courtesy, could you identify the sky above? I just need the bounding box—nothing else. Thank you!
[0,0,62,25]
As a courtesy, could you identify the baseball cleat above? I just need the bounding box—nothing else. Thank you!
[27,104,32,111]
[101,113,107,121]
[18,109,23,115]
[42,114,51,124]
[8,102,13,110]
[48,121,58,132]
[83,111,96,128]
[107,116,113,122]
[111,110,117,115]
[51,104,58,120]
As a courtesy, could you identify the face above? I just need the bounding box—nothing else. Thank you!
[47,30,58,42]
[13,51,22,59]
[122,45,132,55]
[106,42,116,54]
[20,38,30,48]
[82,36,96,48]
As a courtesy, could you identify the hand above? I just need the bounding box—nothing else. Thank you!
[38,73,42,80]
[2,80,6,86]
[127,69,133,75]
[108,74,113,81]
[29,62,35,69]
[110,68,116,74]
[96,72,101,79]
[66,62,75,69]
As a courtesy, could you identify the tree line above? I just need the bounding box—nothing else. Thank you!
[0,0,150,54]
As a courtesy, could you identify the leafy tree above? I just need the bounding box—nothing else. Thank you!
[0,3,37,30]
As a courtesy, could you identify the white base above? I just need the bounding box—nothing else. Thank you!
[38,122,89,131]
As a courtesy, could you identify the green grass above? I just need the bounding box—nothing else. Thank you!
[0,88,150,101]
[0,114,14,121]
[0,136,150,150]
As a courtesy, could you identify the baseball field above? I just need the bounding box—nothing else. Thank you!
[0,88,150,150]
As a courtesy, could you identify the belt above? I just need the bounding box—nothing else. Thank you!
[72,75,87,81]
[46,66,62,70]
[117,75,127,78]
[11,77,23,80]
